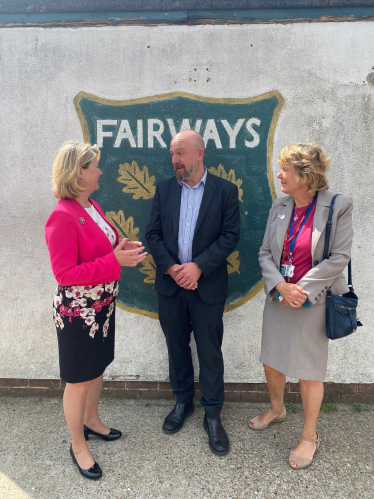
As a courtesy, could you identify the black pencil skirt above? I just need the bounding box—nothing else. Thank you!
[52,281,119,383]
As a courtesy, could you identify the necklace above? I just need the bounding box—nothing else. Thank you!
[282,196,316,262]
[294,206,307,221]
[293,199,312,221]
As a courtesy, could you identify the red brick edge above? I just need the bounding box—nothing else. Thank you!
[0,379,373,403]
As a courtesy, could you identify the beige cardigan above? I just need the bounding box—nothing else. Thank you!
[258,189,353,305]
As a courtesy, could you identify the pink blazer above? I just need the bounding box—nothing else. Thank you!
[45,198,121,286]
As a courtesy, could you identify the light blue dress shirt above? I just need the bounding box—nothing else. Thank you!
[177,168,207,264]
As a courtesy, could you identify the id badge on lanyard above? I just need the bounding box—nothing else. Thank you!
[280,264,295,278]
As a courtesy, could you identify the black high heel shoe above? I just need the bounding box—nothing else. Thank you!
[84,424,122,442]
[69,444,102,480]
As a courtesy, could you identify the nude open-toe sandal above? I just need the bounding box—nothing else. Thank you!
[289,432,321,469]
[249,407,287,430]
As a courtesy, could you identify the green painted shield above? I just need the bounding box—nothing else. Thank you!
[74,91,284,318]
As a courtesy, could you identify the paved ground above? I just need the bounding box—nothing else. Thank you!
[0,397,373,499]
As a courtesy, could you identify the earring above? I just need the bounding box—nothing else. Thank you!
[81,176,84,179]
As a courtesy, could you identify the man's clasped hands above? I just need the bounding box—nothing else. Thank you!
[167,262,202,290]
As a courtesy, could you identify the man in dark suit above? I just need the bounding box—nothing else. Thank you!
[146,130,240,455]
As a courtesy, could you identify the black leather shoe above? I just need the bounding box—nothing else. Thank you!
[162,401,195,434]
[84,425,122,442]
[70,444,102,480]
[203,414,230,456]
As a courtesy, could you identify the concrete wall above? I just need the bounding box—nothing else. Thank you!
[0,22,373,384]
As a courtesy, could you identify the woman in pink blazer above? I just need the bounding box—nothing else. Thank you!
[45,141,147,479]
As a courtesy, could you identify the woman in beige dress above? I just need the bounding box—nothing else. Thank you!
[250,143,353,469]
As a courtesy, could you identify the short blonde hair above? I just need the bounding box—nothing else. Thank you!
[52,141,100,199]
[278,143,330,195]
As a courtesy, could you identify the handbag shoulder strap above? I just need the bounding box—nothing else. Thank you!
[323,193,353,287]
[347,260,352,286]
[322,194,340,261]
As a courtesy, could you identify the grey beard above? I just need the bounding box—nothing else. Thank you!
[175,163,197,181]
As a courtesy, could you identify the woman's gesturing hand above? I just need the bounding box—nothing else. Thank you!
[276,282,308,308]
[114,238,147,267]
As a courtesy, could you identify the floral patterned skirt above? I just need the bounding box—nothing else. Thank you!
[53,281,119,383]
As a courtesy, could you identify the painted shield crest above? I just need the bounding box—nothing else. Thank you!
[74,91,284,318]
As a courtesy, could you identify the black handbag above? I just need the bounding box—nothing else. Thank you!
[323,194,362,340]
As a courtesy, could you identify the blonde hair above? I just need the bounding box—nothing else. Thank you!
[278,143,330,195]
[52,141,100,199]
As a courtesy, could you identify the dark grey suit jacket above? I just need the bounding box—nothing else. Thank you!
[145,171,240,304]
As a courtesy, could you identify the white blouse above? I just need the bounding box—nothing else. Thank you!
[85,205,117,248]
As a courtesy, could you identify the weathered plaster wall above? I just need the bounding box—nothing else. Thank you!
[0,23,373,383]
